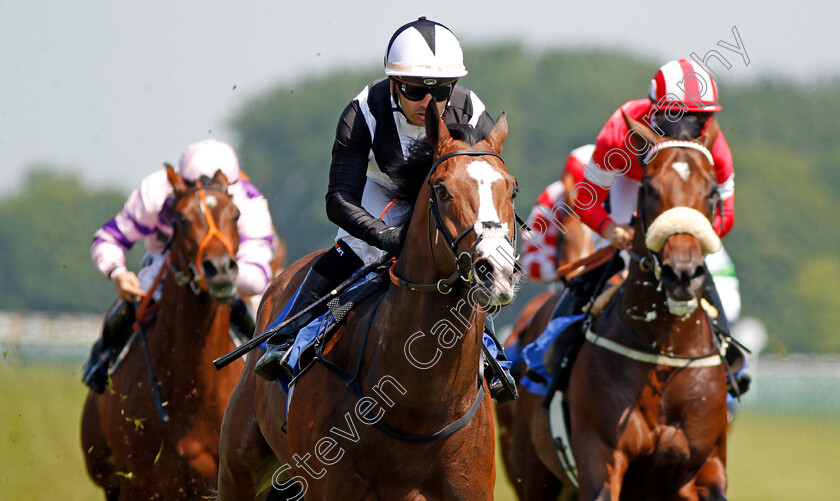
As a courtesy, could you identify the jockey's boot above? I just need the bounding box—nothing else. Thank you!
[549,276,591,321]
[82,300,135,393]
[542,281,591,383]
[483,316,518,405]
[254,268,336,381]
[544,256,625,386]
[703,274,751,398]
[229,297,256,342]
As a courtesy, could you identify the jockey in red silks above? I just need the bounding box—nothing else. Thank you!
[576,59,734,251]
[547,59,749,399]
[520,144,594,284]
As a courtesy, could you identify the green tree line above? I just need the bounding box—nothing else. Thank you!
[2,46,837,353]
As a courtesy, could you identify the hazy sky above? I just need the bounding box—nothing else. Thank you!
[2,0,837,196]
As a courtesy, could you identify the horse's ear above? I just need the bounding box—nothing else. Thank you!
[622,110,663,159]
[484,111,508,153]
[165,163,187,194]
[212,169,230,190]
[425,100,450,147]
[698,117,720,152]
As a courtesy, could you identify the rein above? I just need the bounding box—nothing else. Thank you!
[314,294,487,444]
[555,246,615,281]
[339,148,507,442]
[169,183,236,295]
[390,148,513,294]
[591,140,726,367]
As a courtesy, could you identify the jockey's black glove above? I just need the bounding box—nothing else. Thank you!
[375,226,407,255]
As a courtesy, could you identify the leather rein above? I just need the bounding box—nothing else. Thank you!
[168,183,237,296]
[588,141,728,367]
[389,149,516,294]
[363,148,509,443]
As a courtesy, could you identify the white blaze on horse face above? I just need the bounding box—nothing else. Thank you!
[467,161,503,222]
[671,162,691,182]
[467,161,517,305]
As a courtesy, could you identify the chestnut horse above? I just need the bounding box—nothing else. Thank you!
[81,167,245,500]
[501,116,730,500]
[217,105,520,500]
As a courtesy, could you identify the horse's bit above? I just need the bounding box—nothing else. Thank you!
[169,183,237,295]
[390,149,520,294]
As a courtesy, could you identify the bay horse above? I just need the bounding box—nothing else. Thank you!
[502,166,597,367]
[81,166,245,500]
[217,103,520,500]
[501,115,730,500]
[497,169,596,490]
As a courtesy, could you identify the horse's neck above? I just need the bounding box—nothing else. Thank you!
[371,247,484,413]
[619,266,711,353]
[153,277,232,387]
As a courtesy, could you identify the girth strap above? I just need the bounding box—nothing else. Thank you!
[585,329,723,368]
[316,294,487,444]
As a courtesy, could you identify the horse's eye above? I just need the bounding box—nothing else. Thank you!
[434,184,450,200]
[174,213,189,226]
[511,187,519,200]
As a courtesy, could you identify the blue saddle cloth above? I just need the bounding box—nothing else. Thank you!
[258,270,512,395]
[509,313,747,403]
[508,314,584,397]
[258,271,379,394]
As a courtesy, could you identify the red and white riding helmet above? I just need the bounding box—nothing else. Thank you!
[179,139,240,183]
[384,17,467,81]
[648,59,721,112]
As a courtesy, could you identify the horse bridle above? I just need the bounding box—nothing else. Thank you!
[630,141,722,279]
[168,183,237,295]
[588,140,728,367]
[390,149,519,294]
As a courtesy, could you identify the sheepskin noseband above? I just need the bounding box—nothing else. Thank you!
[645,207,721,255]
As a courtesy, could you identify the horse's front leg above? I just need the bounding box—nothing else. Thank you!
[689,453,728,501]
[574,444,628,501]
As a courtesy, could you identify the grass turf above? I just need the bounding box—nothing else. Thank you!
[1,363,838,500]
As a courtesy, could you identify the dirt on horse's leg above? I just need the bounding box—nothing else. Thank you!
[81,392,121,499]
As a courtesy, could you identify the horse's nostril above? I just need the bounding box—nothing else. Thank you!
[661,264,677,283]
[203,259,218,278]
[474,258,493,283]
[203,257,238,281]
[692,265,706,280]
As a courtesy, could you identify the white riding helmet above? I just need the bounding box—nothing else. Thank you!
[384,17,468,81]
[178,139,240,183]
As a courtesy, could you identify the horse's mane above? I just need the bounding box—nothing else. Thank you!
[388,123,485,225]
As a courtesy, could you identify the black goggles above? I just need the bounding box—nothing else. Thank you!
[394,78,455,102]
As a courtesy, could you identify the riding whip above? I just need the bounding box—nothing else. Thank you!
[213,252,393,370]
[132,299,171,423]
